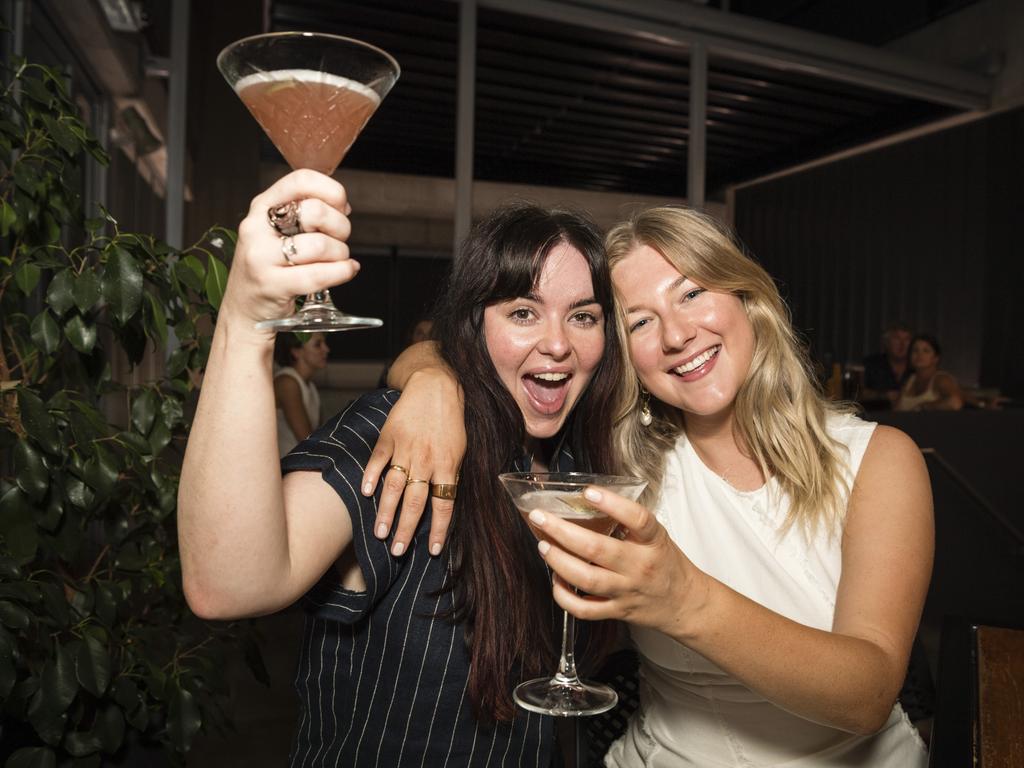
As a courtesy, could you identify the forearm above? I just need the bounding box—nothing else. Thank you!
[178,317,292,618]
[676,578,904,734]
[386,340,446,390]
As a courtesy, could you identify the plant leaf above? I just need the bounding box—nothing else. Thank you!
[72,269,101,313]
[5,747,57,768]
[96,704,125,753]
[64,315,98,354]
[0,197,17,236]
[39,582,70,628]
[144,292,167,345]
[75,634,111,697]
[30,310,61,355]
[204,254,228,310]
[14,262,42,295]
[13,441,49,501]
[0,649,14,699]
[100,246,143,325]
[45,269,75,316]
[38,642,78,717]
[168,684,202,752]
[16,389,61,455]
[130,389,156,436]
[0,600,31,629]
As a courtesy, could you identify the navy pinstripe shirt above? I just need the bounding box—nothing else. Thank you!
[281,389,578,767]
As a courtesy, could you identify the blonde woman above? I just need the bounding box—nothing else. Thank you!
[367,206,933,767]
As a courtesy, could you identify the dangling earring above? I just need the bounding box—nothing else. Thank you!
[639,386,653,427]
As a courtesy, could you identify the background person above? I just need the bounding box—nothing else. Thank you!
[178,187,624,765]
[895,333,963,411]
[371,206,934,767]
[861,321,913,407]
[274,331,328,456]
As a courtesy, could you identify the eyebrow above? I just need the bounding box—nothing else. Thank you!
[625,275,688,314]
[522,292,600,310]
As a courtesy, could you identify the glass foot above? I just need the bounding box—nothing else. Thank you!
[513,676,617,717]
[255,304,383,333]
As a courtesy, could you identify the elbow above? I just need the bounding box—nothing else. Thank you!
[182,574,248,622]
[837,692,899,736]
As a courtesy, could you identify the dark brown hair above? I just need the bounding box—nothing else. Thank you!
[433,203,621,722]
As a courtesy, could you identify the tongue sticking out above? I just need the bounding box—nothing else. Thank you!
[522,375,570,415]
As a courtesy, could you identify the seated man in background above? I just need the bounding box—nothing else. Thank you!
[862,321,913,408]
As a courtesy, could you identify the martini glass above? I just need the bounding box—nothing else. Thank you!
[499,471,648,716]
[217,31,400,332]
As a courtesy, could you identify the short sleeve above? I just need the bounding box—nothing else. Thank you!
[280,389,405,623]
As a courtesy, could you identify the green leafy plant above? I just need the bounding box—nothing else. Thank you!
[0,55,256,766]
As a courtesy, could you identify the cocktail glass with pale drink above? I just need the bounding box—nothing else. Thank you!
[499,471,648,716]
[217,32,399,332]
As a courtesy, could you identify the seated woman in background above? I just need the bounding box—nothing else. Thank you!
[895,333,963,411]
[274,331,329,456]
[178,172,622,766]
[373,206,934,767]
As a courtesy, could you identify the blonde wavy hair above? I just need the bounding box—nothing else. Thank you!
[606,206,854,536]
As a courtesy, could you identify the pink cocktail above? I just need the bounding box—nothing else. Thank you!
[218,32,399,332]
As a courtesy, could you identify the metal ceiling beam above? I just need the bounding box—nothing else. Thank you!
[469,0,992,110]
[454,0,476,253]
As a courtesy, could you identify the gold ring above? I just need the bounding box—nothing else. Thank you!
[389,464,409,476]
[281,236,298,265]
[405,478,429,486]
[430,483,458,501]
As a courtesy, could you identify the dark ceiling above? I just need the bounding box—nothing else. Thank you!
[244,0,983,199]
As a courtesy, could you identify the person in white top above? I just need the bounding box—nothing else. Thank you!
[370,206,934,767]
[273,331,327,456]
[894,333,963,412]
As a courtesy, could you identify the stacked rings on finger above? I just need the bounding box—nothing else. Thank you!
[430,483,458,501]
[281,236,298,266]
[406,478,430,487]
[268,200,302,236]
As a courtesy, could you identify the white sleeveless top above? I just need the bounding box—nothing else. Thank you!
[895,373,939,412]
[274,366,321,457]
[606,413,927,768]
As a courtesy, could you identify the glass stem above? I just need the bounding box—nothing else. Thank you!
[554,608,580,685]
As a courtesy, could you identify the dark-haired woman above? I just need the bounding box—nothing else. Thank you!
[895,334,963,411]
[273,331,328,456]
[178,169,621,765]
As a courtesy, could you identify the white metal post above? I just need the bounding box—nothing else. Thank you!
[454,0,477,256]
[165,0,189,248]
[688,41,707,209]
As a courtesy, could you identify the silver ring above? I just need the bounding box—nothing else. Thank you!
[281,236,298,265]
[268,200,302,236]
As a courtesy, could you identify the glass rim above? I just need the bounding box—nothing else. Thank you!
[217,31,401,79]
[498,471,646,488]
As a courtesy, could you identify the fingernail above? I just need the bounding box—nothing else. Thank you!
[376,523,388,538]
[392,542,405,556]
[584,488,602,502]
[538,540,550,556]
[529,509,546,525]
[430,542,442,556]
[363,482,374,495]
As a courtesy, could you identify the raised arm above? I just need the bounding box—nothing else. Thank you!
[533,425,934,734]
[178,170,360,619]
[359,341,467,557]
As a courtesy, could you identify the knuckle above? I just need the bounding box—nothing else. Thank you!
[385,475,406,494]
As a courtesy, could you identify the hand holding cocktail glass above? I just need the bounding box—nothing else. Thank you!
[500,472,648,716]
[217,32,399,332]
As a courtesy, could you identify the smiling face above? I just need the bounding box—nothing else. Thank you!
[613,243,755,422]
[483,242,605,440]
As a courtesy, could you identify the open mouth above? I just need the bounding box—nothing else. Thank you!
[522,372,572,415]
[671,345,721,378]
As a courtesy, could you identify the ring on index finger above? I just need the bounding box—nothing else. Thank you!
[268,200,302,236]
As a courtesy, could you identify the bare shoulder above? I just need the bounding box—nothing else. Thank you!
[849,424,932,526]
[274,372,302,398]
